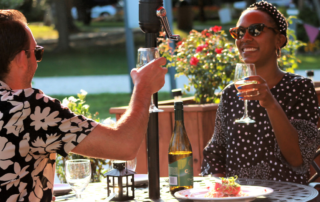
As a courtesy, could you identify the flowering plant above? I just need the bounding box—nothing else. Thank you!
[159,22,305,104]
[159,26,240,104]
[56,90,112,183]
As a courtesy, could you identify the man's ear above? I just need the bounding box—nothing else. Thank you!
[12,50,28,70]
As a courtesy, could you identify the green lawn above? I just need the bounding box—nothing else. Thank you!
[297,55,320,70]
[35,45,129,77]
[30,20,320,78]
[51,92,173,120]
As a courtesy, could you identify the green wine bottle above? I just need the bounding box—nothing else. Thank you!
[168,89,193,195]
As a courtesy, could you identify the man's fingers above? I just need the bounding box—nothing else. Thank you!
[152,57,167,66]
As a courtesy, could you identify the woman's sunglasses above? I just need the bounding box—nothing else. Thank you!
[229,23,278,40]
[25,45,44,62]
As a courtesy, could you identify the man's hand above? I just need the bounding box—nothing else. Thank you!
[130,57,167,96]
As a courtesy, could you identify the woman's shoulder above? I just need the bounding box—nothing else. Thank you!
[283,72,313,85]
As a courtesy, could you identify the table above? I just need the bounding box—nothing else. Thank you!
[55,177,319,202]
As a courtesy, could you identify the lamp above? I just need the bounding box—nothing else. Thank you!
[106,161,135,201]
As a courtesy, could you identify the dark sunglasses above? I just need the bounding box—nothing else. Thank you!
[25,45,44,62]
[229,23,278,40]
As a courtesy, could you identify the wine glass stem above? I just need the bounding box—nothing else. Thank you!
[243,100,249,118]
[76,192,81,199]
[151,95,155,108]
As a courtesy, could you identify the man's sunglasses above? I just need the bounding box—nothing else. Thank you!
[229,23,278,40]
[25,45,44,62]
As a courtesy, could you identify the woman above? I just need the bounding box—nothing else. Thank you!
[201,0,319,184]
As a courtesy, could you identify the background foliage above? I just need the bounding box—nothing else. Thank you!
[55,90,112,183]
[160,21,306,104]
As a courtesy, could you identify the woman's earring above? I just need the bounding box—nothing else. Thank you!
[276,47,281,58]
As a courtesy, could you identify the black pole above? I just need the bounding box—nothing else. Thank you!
[139,0,163,200]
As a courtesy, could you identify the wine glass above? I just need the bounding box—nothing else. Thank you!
[136,47,163,113]
[234,63,257,123]
[65,159,91,200]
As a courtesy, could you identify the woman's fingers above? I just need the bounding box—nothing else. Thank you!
[244,75,266,84]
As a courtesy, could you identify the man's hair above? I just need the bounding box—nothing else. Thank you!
[0,10,29,80]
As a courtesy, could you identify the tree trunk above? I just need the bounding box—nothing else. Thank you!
[312,0,320,25]
[55,0,70,51]
[245,0,256,6]
[297,0,304,10]
[66,0,79,33]
[198,0,206,22]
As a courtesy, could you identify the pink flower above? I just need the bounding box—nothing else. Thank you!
[190,57,199,66]
[210,26,222,32]
[215,48,223,54]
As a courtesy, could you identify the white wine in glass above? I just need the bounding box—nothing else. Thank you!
[136,47,163,113]
[234,63,257,123]
[65,159,91,200]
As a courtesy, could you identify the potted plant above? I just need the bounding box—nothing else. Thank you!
[110,22,308,177]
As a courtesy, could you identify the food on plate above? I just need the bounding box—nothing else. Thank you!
[204,176,248,197]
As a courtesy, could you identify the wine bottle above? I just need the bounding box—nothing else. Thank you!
[168,89,193,195]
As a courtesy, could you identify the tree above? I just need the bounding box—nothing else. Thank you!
[245,0,256,6]
[312,0,320,25]
[55,0,70,51]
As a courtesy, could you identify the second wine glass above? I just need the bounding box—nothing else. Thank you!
[65,159,91,200]
[234,63,257,124]
[136,47,163,113]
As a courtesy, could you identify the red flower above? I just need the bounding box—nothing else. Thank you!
[201,29,208,36]
[176,41,182,47]
[210,26,222,32]
[196,44,208,53]
[215,48,223,54]
[206,33,211,37]
[190,57,199,66]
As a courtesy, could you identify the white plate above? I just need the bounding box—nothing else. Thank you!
[53,184,72,196]
[174,186,273,202]
[134,174,148,187]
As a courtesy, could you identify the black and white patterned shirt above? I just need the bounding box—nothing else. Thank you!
[201,73,320,184]
[0,81,98,202]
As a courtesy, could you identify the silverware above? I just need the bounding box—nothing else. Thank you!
[55,193,76,201]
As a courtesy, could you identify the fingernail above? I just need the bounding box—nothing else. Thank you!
[237,93,241,96]
[237,86,242,89]
[244,77,249,80]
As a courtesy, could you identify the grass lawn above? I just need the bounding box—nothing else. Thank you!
[35,45,130,77]
[51,92,173,120]
[30,20,320,78]
[296,54,320,70]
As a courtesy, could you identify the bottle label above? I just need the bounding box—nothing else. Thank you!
[168,156,193,186]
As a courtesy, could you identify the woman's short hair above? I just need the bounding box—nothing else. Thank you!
[0,10,29,81]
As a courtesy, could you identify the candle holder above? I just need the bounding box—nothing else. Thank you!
[105,161,135,201]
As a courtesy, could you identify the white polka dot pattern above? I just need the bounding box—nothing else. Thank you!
[201,73,319,185]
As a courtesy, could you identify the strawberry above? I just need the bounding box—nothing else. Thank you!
[213,176,241,196]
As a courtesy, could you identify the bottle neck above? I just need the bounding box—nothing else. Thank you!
[174,102,183,121]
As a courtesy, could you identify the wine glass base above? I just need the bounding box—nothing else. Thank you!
[149,107,164,113]
[235,117,255,124]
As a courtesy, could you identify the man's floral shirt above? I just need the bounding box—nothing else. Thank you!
[0,81,98,202]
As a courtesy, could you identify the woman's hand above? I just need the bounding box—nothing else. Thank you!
[236,75,277,109]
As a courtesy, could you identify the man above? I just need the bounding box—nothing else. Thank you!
[0,10,167,202]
